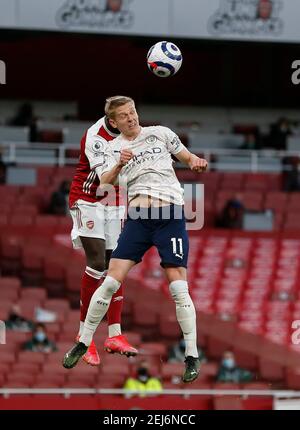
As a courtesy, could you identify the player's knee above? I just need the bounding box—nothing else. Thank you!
[169,280,189,302]
[165,266,186,283]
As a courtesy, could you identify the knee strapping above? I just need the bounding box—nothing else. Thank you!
[96,275,121,301]
[169,280,196,332]
[169,280,189,304]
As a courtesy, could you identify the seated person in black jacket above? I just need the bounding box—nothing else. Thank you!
[216,351,253,383]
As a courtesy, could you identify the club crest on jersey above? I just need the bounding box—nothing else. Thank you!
[86,220,94,229]
[146,135,157,144]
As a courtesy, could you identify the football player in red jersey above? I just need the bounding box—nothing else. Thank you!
[69,97,138,365]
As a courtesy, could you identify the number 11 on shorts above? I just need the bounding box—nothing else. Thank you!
[171,237,183,259]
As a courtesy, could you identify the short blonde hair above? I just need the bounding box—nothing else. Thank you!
[104,95,134,119]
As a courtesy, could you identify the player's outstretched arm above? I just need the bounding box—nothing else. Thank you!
[174,148,208,172]
[100,149,133,185]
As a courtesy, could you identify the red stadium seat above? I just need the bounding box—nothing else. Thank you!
[0,214,8,225]
[12,363,40,374]
[0,185,21,197]
[3,382,31,388]
[35,374,65,387]
[232,348,258,371]
[213,395,244,410]
[139,342,168,359]
[100,363,130,377]
[159,315,182,340]
[161,363,183,381]
[14,204,38,216]
[37,167,56,186]
[33,381,63,388]
[6,372,36,386]
[6,331,31,346]
[10,215,34,226]
[17,351,46,365]
[20,287,47,302]
[258,358,285,382]
[221,173,245,190]
[96,374,126,388]
[63,381,92,388]
[285,368,300,390]
[0,237,22,274]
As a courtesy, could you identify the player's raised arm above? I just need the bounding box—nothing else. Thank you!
[100,148,133,185]
[163,126,208,173]
[174,147,208,173]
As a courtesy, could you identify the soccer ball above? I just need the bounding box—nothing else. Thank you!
[147,41,182,78]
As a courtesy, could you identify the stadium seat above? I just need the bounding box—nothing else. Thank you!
[10,215,34,226]
[12,362,40,374]
[6,372,35,386]
[139,342,168,359]
[96,374,125,388]
[161,363,183,381]
[285,368,300,390]
[213,395,244,410]
[159,315,182,340]
[33,381,63,388]
[220,173,245,190]
[200,362,219,379]
[21,250,44,285]
[258,359,285,382]
[34,374,65,387]
[3,382,31,388]
[100,363,130,377]
[17,351,46,365]
[0,214,8,226]
[6,331,31,346]
[232,348,258,371]
[20,287,47,302]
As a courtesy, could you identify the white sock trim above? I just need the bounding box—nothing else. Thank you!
[108,323,121,338]
[85,266,104,280]
[78,321,84,336]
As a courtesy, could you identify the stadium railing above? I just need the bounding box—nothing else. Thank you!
[0,141,299,172]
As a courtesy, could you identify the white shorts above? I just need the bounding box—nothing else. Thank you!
[70,200,125,250]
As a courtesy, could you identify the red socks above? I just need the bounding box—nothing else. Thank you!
[80,267,123,325]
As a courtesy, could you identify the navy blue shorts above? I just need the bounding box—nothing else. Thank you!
[111,204,189,268]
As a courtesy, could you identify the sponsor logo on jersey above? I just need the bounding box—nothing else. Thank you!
[86,220,94,229]
[146,135,158,144]
[131,147,162,161]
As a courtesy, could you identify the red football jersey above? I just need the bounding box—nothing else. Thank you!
[69,116,121,208]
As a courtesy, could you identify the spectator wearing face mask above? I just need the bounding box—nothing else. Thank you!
[168,337,206,364]
[216,351,253,383]
[22,323,57,353]
[123,360,163,397]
